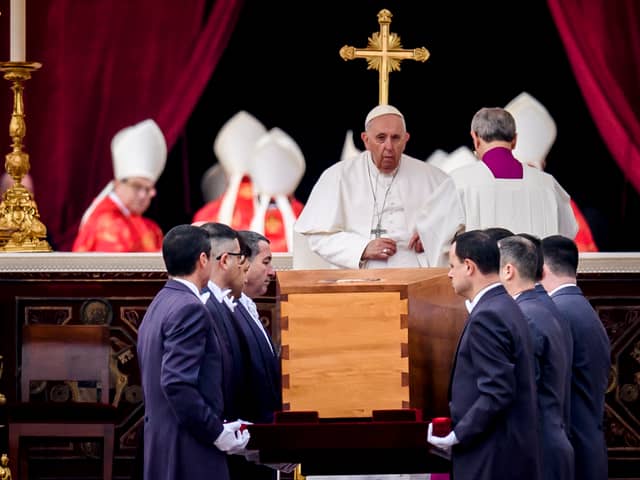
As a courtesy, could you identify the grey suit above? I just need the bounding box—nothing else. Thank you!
[450,284,541,480]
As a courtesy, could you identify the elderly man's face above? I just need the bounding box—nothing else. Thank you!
[244,240,275,298]
[361,114,409,174]
[115,176,156,215]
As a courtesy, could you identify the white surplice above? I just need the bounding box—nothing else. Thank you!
[294,151,465,269]
[449,161,578,238]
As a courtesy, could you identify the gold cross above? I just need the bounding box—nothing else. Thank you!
[339,9,430,105]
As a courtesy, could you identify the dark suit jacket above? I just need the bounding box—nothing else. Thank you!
[233,301,281,422]
[205,293,246,420]
[450,284,540,480]
[137,279,229,480]
[517,289,574,480]
[228,301,282,480]
[535,283,574,427]
[551,285,610,480]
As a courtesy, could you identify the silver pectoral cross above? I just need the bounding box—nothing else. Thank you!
[371,223,387,238]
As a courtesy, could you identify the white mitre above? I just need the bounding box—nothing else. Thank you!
[440,146,477,174]
[248,127,306,251]
[213,111,267,224]
[425,149,449,171]
[341,130,361,162]
[111,119,167,182]
[80,119,167,225]
[505,92,557,169]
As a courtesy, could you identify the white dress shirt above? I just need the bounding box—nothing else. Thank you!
[207,280,236,311]
[239,293,274,354]
[173,277,209,304]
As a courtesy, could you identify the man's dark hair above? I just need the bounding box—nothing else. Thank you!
[453,230,499,274]
[199,222,239,257]
[541,235,579,277]
[162,224,211,277]
[499,235,539,282]
[517,233,543,281]
[237,230,270,260]
[484,227,515,243]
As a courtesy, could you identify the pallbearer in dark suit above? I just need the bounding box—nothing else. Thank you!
[199,222,249,422]
[541,235,611,480]
[428,230,540,480]
[518,232,573,430]
[200,224,293,478]
[236,230,281,424]
[233,230,288,479]
[499,235,574,480]
[137,225,249,480]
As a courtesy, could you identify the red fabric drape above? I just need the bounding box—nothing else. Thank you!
[0,0,243,250]
[547,0,640,193]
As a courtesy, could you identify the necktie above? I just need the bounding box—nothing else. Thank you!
[244,298,260,321]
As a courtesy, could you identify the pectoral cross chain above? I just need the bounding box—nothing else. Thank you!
[371,224,387,238]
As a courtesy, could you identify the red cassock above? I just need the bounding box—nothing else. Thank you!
[192,176,304,252]
[72,195,163,252]
[570,199,598,252]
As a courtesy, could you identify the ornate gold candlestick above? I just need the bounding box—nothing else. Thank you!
[0,453,12,480]
[0,61,51,252]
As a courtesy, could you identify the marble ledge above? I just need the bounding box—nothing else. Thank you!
[0,252,294,273]
[0,252,638,274]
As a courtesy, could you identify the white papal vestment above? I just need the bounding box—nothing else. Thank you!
[294,151,465,269]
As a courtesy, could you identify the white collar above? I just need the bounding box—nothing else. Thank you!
[108,191,131,217]
[548,283,576,296]
[239,293,259,319]
[466,282,502,313]
[207,280,236,311]
[172,277,208,304]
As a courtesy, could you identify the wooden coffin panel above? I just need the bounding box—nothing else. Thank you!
[276,268,467,419]
[281,291,409,417]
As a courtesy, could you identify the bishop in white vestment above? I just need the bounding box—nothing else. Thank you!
[449,107,578,240]
[295,105,465,269]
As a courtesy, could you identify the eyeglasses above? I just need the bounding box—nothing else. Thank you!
[215,251,247,265]
[123,179,156,196]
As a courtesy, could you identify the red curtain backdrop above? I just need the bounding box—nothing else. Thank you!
[547,0,640,194]
[0,0,243,250]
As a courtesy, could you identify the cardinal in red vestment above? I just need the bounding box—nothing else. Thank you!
[192,112,305,252]
[72,119,167,252]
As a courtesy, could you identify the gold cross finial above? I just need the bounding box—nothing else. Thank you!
[339,9,430,105]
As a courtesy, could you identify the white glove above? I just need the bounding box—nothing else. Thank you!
[427,422,459,453]
[214,420,251,454]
